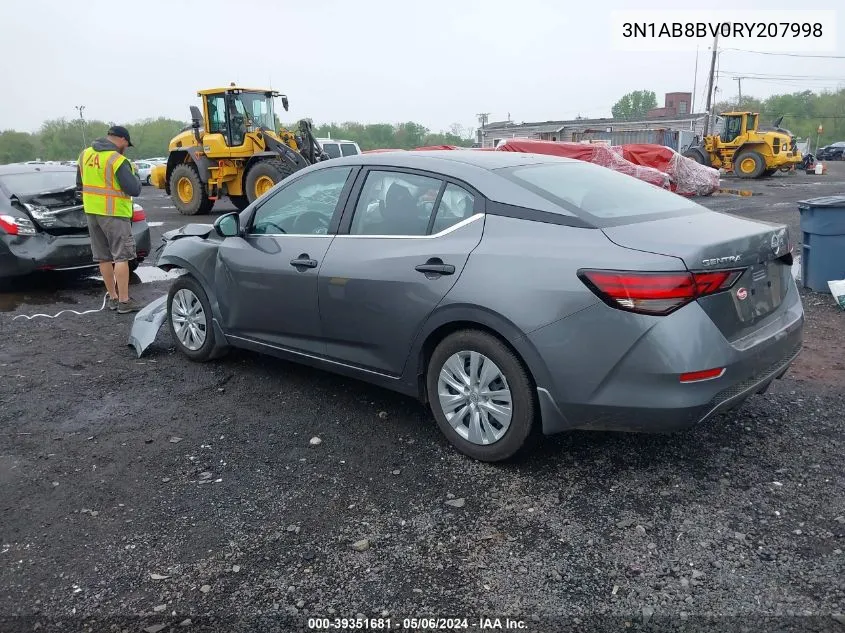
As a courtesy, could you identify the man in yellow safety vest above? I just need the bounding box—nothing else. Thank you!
[76,126,142,313]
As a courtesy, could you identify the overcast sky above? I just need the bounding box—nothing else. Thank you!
[2,0,843,134]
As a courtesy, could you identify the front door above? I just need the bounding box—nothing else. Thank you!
[215,165,354,354]
[318,168,484,375]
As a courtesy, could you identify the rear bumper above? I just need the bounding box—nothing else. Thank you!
[0,223,151,278]
[529,278,805,434]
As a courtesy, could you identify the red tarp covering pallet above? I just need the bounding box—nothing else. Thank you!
[494,138,720,196]
[495,139,670,190]
[619,144,720,197]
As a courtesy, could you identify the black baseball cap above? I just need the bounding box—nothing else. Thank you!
[107,125,133,147]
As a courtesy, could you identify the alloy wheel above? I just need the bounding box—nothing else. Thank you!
[437,351,513,445]
[171,288,207,351]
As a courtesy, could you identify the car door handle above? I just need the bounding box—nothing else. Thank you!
[290,255,318,269]
[415,260,455,275]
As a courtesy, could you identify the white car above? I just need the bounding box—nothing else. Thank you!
[134,161,155,185]
[316,138,361,159]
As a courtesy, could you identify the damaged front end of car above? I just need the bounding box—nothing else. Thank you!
[127,220,223,358]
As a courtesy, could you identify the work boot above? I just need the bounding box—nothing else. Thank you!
[117,298,142,314]
[108,297,119,311]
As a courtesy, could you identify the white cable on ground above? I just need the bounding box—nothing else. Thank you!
[12,293,110,321]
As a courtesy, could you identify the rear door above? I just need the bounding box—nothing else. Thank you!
[318,168,484,375]
[215,165,356,354]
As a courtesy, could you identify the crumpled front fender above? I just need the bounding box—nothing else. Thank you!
[128,294,168,358]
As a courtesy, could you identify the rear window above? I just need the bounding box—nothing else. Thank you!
[0,170,76,196]
[340,143,358,156]
[322,143,341,159]
[502,162,703,224]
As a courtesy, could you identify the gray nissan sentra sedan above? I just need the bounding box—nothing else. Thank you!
[138,150,803,461]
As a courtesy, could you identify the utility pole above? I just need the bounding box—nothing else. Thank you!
[733,77,743,106]
[691,45,699,114]
[476,112,490,147]
[702,34,718,138]
[75,105,87,148]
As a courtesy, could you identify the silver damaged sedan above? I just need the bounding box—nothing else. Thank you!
[132,150,804,461]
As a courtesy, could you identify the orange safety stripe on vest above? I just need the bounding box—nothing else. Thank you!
[103,152,122,215]
[82,184,130,197]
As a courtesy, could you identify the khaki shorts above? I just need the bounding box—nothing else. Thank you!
[86,214,136,263]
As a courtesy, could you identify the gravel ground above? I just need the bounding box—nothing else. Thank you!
[1,165,844,633]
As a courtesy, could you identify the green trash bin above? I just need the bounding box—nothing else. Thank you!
[797,195,845,293]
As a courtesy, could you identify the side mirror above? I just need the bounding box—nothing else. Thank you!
[281,96,289,112]
[214,212,240,238]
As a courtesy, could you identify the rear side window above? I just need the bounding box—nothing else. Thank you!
[503,162,703,223]
[341,143,358,156]
[322,143,341,159]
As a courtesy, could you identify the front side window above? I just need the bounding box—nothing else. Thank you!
[207,95,227,135]
[723,116,742,143]
[350,170,443,236]
[251,167,352,235]
[341,143,358,156]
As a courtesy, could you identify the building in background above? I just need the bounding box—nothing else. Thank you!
[479,92,710,151]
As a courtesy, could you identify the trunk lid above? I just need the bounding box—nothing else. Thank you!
[602,212,794,340]
[14,186,88,235]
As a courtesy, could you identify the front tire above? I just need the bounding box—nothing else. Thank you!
[244,159,294,204]
[170,164,214,215]
[734,151,766,178]
[167,275,216,362]
[426,330,536,462]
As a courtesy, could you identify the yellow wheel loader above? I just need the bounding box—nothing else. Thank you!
[683,112,802,179]
[149,85,328,214]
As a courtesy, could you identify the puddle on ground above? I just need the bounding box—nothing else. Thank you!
[88,267,183,284]
[2,266,183,313]
[0,272,102,313]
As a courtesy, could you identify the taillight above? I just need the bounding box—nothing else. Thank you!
[578,269,743,315]
[0,214,36,236]
[680,367,726,383]
[132,208,146,222]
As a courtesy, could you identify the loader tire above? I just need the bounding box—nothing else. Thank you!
[244,159,294,204]
[170,164,213,215]
[734,151,766,179]
[683,148,711,167]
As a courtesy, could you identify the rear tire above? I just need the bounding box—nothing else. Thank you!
[426,329,536,462]
[230,195,250,211]
[167,275,216,362]
[128,259,139,272]
[170,164,213,215]
[244,159,294,204]
[734,151,766,178]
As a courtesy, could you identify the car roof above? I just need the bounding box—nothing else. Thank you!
[308,150,582,216]
[326,149,576,172]
[0,163,76,175]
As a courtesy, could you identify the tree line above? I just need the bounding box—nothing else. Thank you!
[0,117,475,165]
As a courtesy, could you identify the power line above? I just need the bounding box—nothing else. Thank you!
[721,48,845,59]
[719,70,845,81]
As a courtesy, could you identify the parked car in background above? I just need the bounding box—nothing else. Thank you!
[0,164,151,278]
[145,157,168,163]
[317,138,361,159]
[817,142,845,161]
[142,150,803,462]
[135,160,155,185]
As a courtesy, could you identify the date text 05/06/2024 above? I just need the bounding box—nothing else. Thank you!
[307,617,527,630]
